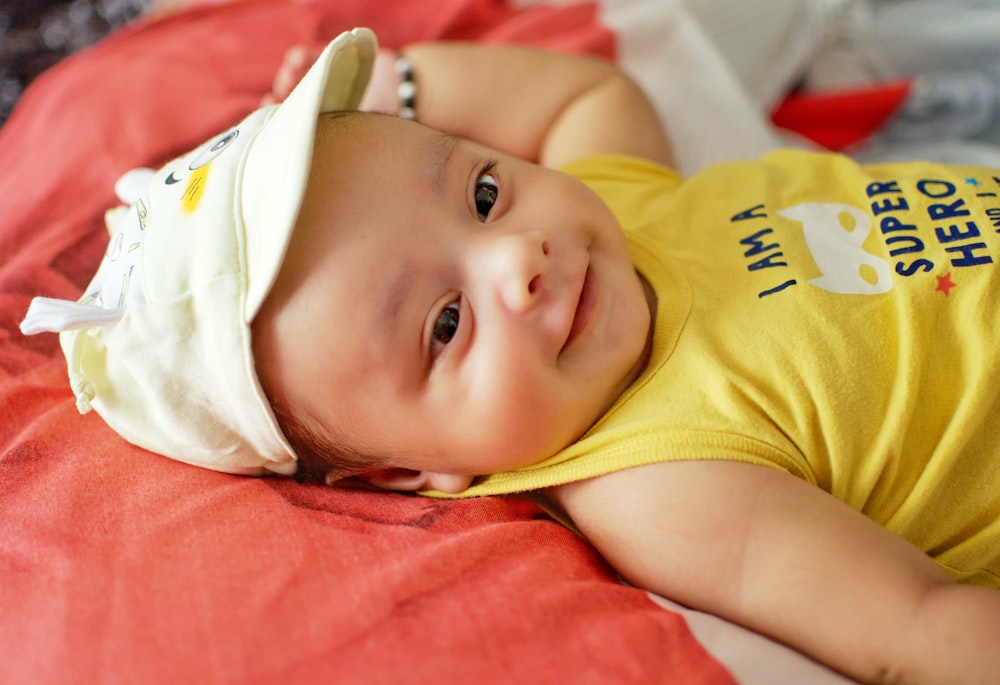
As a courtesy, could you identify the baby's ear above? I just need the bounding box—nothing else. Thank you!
[340,468,473,494]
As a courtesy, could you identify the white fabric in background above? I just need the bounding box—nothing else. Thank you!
[513,0,787,174]
[686,0,851,110]
[806,0,1000,90]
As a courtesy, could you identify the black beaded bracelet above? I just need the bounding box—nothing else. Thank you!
[395,54,416,120]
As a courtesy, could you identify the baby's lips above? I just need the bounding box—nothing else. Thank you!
[561,261,596,354]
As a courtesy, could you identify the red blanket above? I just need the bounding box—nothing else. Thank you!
[0,1,735,682]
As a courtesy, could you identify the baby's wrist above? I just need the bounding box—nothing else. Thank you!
[394,53,416,120]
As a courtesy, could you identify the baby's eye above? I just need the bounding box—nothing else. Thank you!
[433,301,461,348]
[474,168,499,222]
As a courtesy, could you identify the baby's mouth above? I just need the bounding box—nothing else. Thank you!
[562,263,596,353]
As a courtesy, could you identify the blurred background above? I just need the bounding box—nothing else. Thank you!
[0,0,152,124]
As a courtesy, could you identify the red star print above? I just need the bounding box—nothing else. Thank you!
[936,272,956,296]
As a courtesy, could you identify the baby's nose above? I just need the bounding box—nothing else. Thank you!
[480,232,550,313]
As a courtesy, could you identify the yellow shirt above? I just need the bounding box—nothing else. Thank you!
[434,151,1000,586]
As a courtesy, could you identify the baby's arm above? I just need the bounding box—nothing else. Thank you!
[548,461,1000,685]
[378,43,672,169]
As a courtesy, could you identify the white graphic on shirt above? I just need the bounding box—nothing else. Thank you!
[777,202,894,295]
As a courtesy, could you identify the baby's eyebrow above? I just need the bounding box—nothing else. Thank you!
[430,131,460,195]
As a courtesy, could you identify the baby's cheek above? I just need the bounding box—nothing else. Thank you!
[499,396,579,468]
[455,352,566,467]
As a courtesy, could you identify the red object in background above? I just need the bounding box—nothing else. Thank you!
[771,80,912,151]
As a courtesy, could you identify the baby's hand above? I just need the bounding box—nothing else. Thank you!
[262,44,402,113]
[358,49,405,114]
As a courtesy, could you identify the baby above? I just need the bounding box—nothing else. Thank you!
[21,28,1000,684]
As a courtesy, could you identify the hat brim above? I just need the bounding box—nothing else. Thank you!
[241,27,377,322]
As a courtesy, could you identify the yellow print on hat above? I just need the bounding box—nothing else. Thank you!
[182,163,212,213]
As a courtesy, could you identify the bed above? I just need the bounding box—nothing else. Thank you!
[3,1,995,682]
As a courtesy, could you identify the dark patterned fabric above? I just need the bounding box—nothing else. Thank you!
[0,0,151,124]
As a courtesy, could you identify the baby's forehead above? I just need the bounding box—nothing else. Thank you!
[313,110,460,161]
[302,116,470,228]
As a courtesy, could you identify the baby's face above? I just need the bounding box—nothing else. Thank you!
[254,113,653,491]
